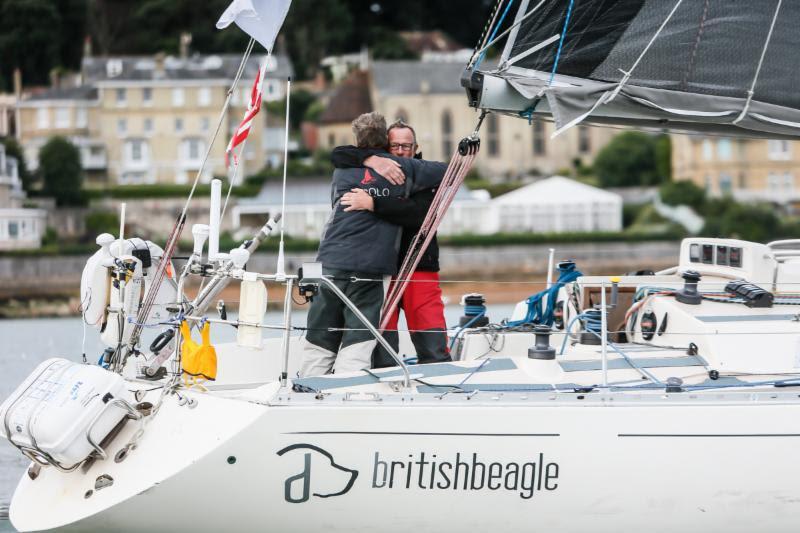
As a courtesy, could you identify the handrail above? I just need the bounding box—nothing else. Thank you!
[768,239,800,249]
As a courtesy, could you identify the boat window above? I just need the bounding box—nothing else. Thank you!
[716,245,729,266]
[702,244,713,264]
[729,247,742,268]
[689,243,700,263]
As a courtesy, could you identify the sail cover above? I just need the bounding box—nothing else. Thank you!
[463,0,800,139]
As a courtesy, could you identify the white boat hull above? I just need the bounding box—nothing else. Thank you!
[11,385,800,532]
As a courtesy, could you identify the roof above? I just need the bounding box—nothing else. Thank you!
[492,176,622,205]
[82,54,293,83]
[372,60,489,97]
[27,86,97,102]
[318,70,372,125]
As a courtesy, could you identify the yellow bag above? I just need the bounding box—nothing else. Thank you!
[180,320,217,387]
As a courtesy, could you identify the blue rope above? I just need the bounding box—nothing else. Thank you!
[475,0,516,70]
[505,262,582,328]
[547,0,576,86]
[449,311,486,351]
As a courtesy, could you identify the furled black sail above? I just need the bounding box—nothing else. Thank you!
[463,0,800,138]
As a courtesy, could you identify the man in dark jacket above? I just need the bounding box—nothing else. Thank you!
[300,113,447,377]
[332,120,451,368]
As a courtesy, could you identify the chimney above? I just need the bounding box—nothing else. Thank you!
[13,68,22,98]
[179,32,192,59]
[154,52,166,79]
[83,36,92,59]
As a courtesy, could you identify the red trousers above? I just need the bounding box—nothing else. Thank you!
[374,271,450,367]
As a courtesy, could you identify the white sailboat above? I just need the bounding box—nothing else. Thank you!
[5,1,800,531]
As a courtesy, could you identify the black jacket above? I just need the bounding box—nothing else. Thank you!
[331,146,440,272]
[318,150,446,275]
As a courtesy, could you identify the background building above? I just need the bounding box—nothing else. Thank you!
[316,58,615,179]
[0,145,45,250]
[15,53,293,186]
[672,134,800,204]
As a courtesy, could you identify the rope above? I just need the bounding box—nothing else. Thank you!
[475,0,516,70]
[732,0,783,124]
[546,0,575,86]
[471,0,504,67]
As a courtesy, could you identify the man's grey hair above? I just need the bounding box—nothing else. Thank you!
[388,119,417,146]
[352,112,387,148]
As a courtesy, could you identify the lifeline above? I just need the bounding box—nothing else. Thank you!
[371,451,559,499]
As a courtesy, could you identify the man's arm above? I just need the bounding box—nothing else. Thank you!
[331,146,405,185]
[406,159,449,193]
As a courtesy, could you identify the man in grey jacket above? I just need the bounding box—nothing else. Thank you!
[300,112,447,377]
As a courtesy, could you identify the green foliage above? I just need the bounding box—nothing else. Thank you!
[701,201,781,243]
[368,28,418,60]
[39,136,84,206]
[1,136,33,191]
[266,89,318,131]
[659,180,706,211]
[594,132,663,188]
[0,0,62,90]
[85,211,120,237]
[655,134,671,181]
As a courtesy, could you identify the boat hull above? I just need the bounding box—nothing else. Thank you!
[10,388,800,532]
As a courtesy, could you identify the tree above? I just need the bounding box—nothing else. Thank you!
[702,201,781,243]
[659,180,706,211]
[0,0,61,91]
[655,134,671,181]
[594,131,661,188]
[39,137,84,206]
[1,137,33,192]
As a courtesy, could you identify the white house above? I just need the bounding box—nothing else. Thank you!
[0,145,46,250]
[490,176,622,234]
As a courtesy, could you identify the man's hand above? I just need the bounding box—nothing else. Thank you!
[341,188,375,212]
[364,155,405,185]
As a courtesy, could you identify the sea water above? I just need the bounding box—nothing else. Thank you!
[0,303,515,530]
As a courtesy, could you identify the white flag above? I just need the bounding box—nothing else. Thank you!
[216,0,292,54]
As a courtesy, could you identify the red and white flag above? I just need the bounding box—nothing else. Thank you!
[226,59,267,166]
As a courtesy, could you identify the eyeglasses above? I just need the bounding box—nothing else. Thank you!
[389,142,415,151]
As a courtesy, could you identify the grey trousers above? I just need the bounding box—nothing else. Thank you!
[300,267,387,377]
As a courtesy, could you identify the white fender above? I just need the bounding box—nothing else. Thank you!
[80,233,115,328]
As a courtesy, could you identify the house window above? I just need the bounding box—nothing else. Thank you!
[144,117,153,133]
[785,172,794,191]
[719,173,732,194]
[36,108,49,129]
[738,172,747,189]
[115,88,126,106]
[533,120,546,155]
[578,126,591,154]
[143,87,152,105]
[441,110,453,156]
[768,172,780,191]
[172,88,185,107]
[198,88,211,107]
[487,114,499,157]
[117,118,127,135]
[702,139,713,160]
[76,108,87,128]
[768,140,790,160]
[55,108,70,129]
[124,139,149,167]
[201,117,209,131]
[175,117,183,132]
[181,138,205,162]
[717,138,732,160]
[8,221,18,238]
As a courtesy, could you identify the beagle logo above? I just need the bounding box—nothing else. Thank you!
[360,168,377,185]
[277,444,359,504]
